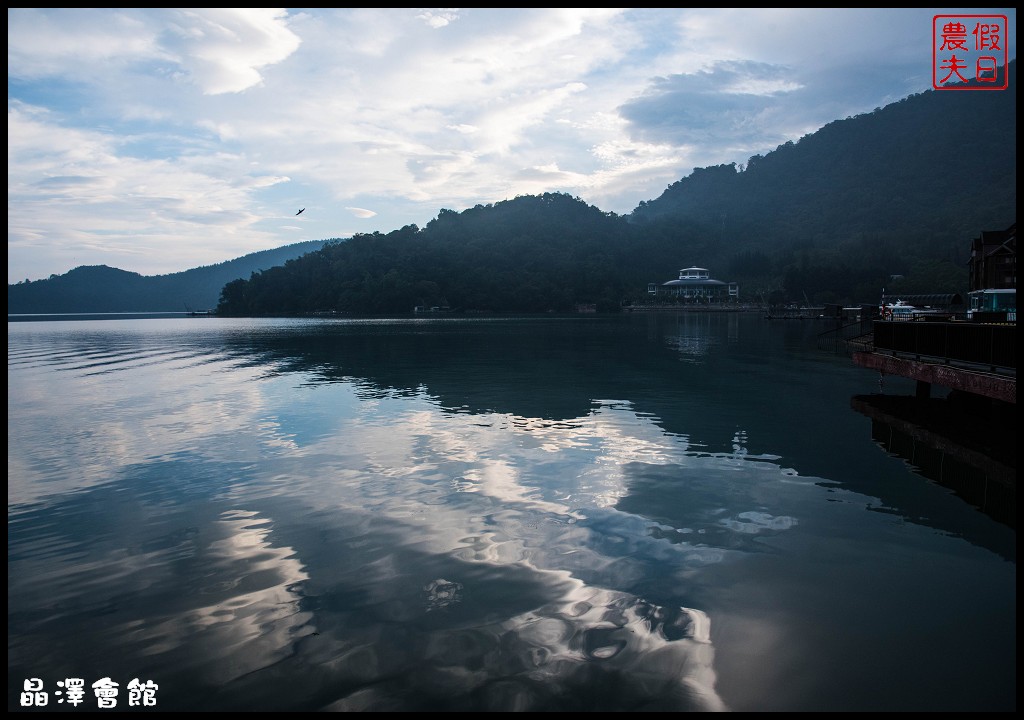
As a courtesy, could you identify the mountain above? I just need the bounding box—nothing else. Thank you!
[217,196,637,315]
[215,61,1014,315]
[8,240,331,314]
[10,61,1015,314]
[627,60,1016,300]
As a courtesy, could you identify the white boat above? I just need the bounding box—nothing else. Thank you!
[879,299,949,322]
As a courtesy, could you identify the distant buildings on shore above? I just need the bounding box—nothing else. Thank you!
[646,266,739,304]
[969,222,1016,292]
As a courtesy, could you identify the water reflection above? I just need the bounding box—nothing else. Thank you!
[8,438,730,710]
[321,587,726,712]
[851,393,1016,532]
[8,316,1016,711]
[660,312,720,360]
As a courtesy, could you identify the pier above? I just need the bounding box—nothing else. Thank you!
[850,320,1016,404]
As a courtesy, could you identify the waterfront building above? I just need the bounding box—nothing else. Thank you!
[969,222,1016,291]
[647,266,739,304]
[967,222,1016,323]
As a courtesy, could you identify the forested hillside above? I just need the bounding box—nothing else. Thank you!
[216,62,1014,315]
[218,195,637,315]
[630,61,1016,301]
[11,61,1015,315]
[8,240,330,313]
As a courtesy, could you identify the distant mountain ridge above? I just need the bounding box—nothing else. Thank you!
[8,240,331,313]
[214,61,1014,315]
[631,65,1016,243]
[9,61,1016,313]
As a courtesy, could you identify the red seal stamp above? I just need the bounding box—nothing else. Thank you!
[933,14,1009,90]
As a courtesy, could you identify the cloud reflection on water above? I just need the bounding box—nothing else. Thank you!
[12,317,1012,711]
[8,324,769,709]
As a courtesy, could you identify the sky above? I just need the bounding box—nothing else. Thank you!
[7,8,1017,283]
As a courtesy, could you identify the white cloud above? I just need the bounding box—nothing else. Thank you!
[416,9,460,29]
[160,8,301,95]
[345,207,377,219]
[6,8,1017,282]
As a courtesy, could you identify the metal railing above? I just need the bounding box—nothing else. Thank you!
[872,320,1016,373]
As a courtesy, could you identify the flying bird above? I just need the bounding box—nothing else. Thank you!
[295,208,305,216]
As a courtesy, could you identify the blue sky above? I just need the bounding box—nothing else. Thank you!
[7,8,1017,283]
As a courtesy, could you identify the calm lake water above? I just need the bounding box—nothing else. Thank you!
[7,313,1015,712]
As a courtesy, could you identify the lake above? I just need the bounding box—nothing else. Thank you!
[7,312,1016,712]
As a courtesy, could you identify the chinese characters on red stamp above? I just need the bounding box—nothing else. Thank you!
[933,14,1009,90]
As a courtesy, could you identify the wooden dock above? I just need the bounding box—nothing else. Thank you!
[850,320,1015,404]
